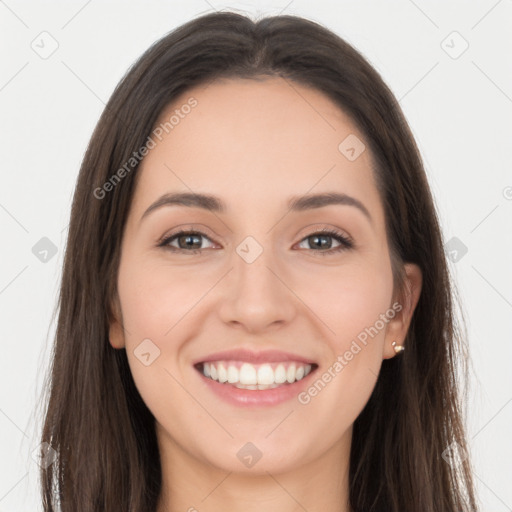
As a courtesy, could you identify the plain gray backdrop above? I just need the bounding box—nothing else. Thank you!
[0,1,511,510]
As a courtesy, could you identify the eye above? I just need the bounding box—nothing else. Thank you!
[158,230,216,254]
[158,227,353,256]
[295,228,353,255]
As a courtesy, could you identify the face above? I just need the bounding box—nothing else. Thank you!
[109,77,422,475]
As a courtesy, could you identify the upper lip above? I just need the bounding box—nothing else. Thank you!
[193,348,317,365]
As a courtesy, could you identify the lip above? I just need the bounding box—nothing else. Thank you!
[192,348,317,365]
[193,359,319,407]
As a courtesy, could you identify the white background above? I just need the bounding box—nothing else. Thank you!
[0,1,511,510]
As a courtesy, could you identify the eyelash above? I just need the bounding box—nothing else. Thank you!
[157,227,354,256]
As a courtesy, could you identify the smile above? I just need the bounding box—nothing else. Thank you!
[197,360,315,389]
[194,359,319,407]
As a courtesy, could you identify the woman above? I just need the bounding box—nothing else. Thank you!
[38,11,478,512]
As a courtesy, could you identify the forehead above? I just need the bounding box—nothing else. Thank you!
[131,77,384,226]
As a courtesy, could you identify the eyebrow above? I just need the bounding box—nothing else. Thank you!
[140,191,373,225]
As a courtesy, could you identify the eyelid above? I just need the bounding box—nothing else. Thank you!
[295,224,353,244]
[157,223,219,245]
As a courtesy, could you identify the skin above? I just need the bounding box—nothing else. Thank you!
[108,77,422,512]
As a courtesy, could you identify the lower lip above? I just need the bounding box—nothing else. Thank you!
[195,366,318,407]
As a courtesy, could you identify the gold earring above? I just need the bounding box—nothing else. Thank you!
[392,341,405,354]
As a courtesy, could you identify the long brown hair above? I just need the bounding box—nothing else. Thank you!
[37,11,478,511]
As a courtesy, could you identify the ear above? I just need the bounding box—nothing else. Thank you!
[108,293,126,349]
[383,263,422,360]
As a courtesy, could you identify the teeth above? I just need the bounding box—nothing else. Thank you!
[234,383,258,390]
[217,363,228,383]
[227,365,239,383]
[200,360,313,387]
[286,363,296,383]
[239,363,258,385]
[233,383,281,390]
[274,364,287,384]
[257,364,274,385]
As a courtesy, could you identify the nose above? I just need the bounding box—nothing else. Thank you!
[217,244,297,333]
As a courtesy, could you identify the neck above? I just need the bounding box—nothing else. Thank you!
[155,424,352,512]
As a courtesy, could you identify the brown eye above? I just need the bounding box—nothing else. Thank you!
[296,229,353,255]
[159,231,215,253]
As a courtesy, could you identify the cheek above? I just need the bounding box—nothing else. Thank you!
[117,255,209,340]
[116,257,204,427]
[310,263,392,411]
[294,257,393,347]
[116,256,211,401]
[334,278,392,346]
